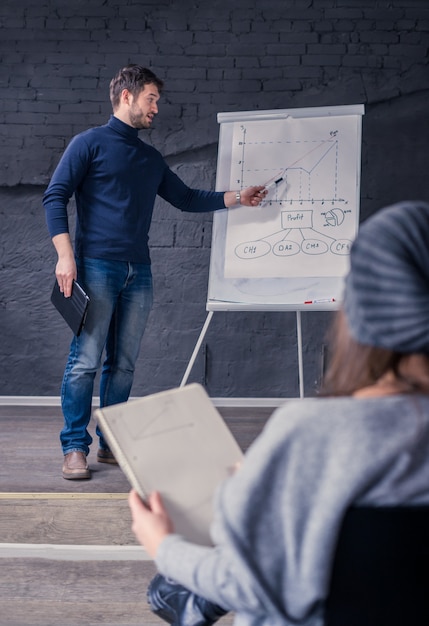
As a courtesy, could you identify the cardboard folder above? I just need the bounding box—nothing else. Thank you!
[94,383,243,546]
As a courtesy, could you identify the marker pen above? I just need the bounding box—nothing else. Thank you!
[304,298,336,304]
[264,176,284,190]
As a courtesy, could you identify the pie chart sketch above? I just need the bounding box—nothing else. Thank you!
[324,208,345,227]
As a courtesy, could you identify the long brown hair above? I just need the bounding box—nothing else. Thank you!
[321,308,406,396]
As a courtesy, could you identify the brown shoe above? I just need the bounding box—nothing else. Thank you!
[97,448,118,465]
[62,451,91,480]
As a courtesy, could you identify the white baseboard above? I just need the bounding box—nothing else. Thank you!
[0,395,287,408]
[0,542,150,561]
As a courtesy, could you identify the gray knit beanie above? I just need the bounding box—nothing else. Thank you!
[343,201,429,353]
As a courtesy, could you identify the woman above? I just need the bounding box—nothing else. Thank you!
[129,201,429,626]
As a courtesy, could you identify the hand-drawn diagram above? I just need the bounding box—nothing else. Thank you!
[225,115,361,279]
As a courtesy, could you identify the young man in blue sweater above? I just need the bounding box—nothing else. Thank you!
[44,64,266,480]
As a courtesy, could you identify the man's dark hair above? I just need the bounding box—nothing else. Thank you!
[109,64,164,110]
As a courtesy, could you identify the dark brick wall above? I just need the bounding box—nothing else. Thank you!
[1,0,429,397]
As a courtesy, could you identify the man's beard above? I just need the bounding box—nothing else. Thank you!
[129,106,151,130]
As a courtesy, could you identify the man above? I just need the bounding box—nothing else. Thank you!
[44,64,266,480]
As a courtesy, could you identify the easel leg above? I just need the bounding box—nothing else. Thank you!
[296,310,304,398]
[180,311,214,387]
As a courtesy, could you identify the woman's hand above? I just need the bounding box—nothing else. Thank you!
[128,489,174,558]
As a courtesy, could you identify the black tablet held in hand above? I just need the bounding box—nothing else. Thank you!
[51,279,90,336]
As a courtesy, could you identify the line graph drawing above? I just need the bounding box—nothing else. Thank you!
[257,135,340,204]
[225,115,360,279]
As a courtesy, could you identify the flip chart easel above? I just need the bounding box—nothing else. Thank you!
[180,305,335,398]
[181,105,364,397]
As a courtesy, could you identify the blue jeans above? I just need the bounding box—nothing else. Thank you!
[60,258,153,455]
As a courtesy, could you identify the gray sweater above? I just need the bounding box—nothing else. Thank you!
[156,395,429,625]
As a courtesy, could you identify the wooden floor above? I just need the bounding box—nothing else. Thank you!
[0,404,274,626]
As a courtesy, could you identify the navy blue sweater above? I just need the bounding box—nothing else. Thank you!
[44,115,226,264]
